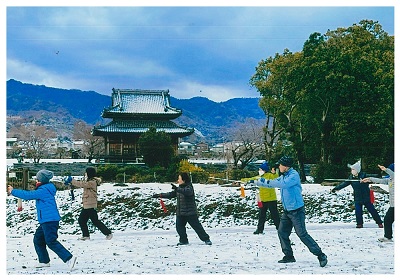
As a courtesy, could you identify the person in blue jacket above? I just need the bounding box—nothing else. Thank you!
[7,169,77,270]
[255,156,328,267]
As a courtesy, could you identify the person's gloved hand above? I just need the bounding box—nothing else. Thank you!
[64,176,72,185]
[152,193,161,198]
[331,189,336,194]
[171,183,177,190]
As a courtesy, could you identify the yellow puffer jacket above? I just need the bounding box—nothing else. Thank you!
[241,172,278,202]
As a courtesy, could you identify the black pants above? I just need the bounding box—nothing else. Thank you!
[78,208,112,237]
[384,207,395,239]
[176,215,210,243]
[257,200,280,231]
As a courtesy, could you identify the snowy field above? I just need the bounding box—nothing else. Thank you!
[4,182,397,278]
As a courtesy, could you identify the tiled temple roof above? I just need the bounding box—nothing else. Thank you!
[102,89,182,119]
[92,119,194,137]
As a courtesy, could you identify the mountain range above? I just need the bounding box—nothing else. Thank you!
[6,79,265,143]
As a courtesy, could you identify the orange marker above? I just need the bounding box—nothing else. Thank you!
[240,186,245,197]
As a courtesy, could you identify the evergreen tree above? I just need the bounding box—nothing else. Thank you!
[138,127,174,168]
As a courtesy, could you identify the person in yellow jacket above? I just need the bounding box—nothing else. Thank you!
[242,161,280,234]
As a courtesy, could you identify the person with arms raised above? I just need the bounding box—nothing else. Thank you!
[255,156,328,267]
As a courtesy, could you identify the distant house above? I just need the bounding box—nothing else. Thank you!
[194,142,209,157]
[178,141,195,155]
[6,137,17,151]
[92,88,194,163]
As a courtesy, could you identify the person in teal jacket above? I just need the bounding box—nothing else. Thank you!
[255,156,328,267]
[242,161,280,234]
[7,169,77,270]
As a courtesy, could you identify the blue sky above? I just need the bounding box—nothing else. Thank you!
[5,3,396,102]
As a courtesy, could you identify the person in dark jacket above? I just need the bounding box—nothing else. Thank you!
[7,169,77,270]
[331,161,383,228]
[152,172,212,246]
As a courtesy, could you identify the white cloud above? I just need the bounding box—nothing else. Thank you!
[169,80,258,102]
[7,58,96,92]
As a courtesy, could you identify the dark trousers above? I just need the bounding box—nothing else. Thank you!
[383,207,395,239]
[78,208,112,237]
[176,215,210,243]
[278,206,323,257]
[354,201,383,225]
[33,221,73,263]
[257,200,280,231]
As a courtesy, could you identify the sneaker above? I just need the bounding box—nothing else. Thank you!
[356,224,363,228]
[106,234,113,240]
[78,236,90,241]
[66,256,76,270]
[35,262,50,268]
[378,224,383,228]
[66,256,77,271]
[378,237,393,242]
[177,242,189,246]
[278,256,296,263]
[204,240,212,245]
[253,229,264,234]
[318,253,328,267]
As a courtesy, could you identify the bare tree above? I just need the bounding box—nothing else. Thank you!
[226,118,265,169]
[73,121,104,163]
[8,124,56,163]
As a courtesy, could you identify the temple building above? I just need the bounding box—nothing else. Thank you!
[92,88,194,163]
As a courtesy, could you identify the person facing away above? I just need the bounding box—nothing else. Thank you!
[331,161,383,228]
[361,163,394,242]
[7,169,77,270]
[65,167,113,241]
[151,172,212,246]
[255,156,328,267]
[241,161,280,234]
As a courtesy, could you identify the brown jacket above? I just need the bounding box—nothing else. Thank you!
[71,177,101,209]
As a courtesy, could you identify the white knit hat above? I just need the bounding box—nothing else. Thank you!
[347,161,361,173]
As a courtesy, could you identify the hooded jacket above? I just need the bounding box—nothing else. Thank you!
[256,168,304,211]
[160,182,198,216]
[71,177,102,209]
[11,183,61,224]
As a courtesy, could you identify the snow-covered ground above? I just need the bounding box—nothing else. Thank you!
[4,182,397,277]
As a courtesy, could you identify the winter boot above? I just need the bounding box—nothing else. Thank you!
[318,253,328,267]
[278,256,296,263]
